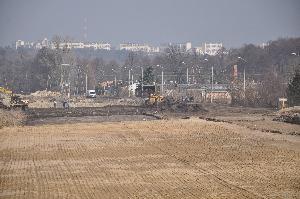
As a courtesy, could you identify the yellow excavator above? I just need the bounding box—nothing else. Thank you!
[145,93,164,106]
[0,86,28,110]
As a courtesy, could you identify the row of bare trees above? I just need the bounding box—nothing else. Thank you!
[0,37,299,106]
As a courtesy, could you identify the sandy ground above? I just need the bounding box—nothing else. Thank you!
[0,119,299,198]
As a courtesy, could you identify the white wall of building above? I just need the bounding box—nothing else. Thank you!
[204,43,222,56]
[120,43,159,53]
[186,42,192,51]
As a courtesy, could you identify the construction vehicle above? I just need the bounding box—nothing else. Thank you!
[0,87,28,110]
[145,94,164,105]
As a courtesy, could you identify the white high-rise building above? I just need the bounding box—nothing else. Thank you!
[41,38,49,47]
[15,40,25,49]
[120,43,159,53]
[186,42,192,51]
[194,46,204,55]
[204,43,222,56]
[58,42,111,50]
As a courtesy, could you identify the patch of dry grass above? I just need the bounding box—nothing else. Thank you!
[0,109,25,128]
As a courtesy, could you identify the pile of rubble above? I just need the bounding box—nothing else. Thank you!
[273,107,300,125]
[158,96,208,113]
[27,90,145,108]
[31,90,61,98]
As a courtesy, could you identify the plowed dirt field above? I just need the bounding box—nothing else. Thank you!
[0,119,299,198]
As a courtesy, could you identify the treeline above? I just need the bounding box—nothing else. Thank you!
[0,37,299,107]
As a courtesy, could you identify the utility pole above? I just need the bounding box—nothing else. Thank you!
[211,66,214,103]
[132,75,134,84]
[68,82,71,98]
[141,67,144,97]
[129,69,131,84]
[186,68,189,85]
[85,73,88,93]
[243,68,246,94]
[128,69,131,97]
[238,57,247,102]
[192,67,195,84]
[60,64,63,93]
[161,70,164,95]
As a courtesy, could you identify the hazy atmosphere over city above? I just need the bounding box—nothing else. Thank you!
[0,0,300,47]
[1,1,300,199]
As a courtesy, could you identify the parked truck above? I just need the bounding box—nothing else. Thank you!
[86,90,96,98]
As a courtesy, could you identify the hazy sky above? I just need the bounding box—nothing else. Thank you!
[0,0,299,48]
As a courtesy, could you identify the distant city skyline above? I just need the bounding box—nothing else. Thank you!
[1,0,300,48]
[15,38,225,56]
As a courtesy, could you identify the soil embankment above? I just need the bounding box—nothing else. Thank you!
[25,106,157,125]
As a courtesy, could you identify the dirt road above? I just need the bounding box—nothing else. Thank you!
[0,119,299,198]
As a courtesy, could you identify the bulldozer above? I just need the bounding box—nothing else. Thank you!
[0,87,28,110]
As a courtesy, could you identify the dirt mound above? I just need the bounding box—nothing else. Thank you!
[28,91,144,108]
[171,102,207,112]
[159,97,208,113]
[273,106,300,125]
[0,109,26,128]
[25,106,147,120]
[31,90,61,98]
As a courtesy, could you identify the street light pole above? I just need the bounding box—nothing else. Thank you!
[211,66,214,103]
[291,52,299,72]
[141,67,144,97]
[243,67,246,94]
[238,57,247,100]
[60,63,70,93]
[129,69,131,85]
[186,67,189,85]
[132,74,134,84]
[128,69,131,97]
[85,73,88,93]
[161,70,164,95]
[156,64,164,95]
[192,67,195,84]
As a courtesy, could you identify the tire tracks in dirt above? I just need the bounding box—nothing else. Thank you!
[123,122,268,199]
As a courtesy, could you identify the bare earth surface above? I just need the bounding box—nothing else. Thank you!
[0,119,299,198]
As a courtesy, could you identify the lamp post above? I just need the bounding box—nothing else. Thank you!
[204,59,213,103]
[291,52,299,73]
[61,63,70,94]
[128,68,132,97]
[141,67,144,97]
[111,69,117,88]
[211,66,214,103]
[192,66,195,84]
[237,57,246,95]
[182,61,189,84]
[129,68,131,85]
[157,64,164,95]
[85,73,88,94]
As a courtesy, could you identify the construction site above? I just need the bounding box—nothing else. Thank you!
[0,83,299,198]
[1,0,300,196]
